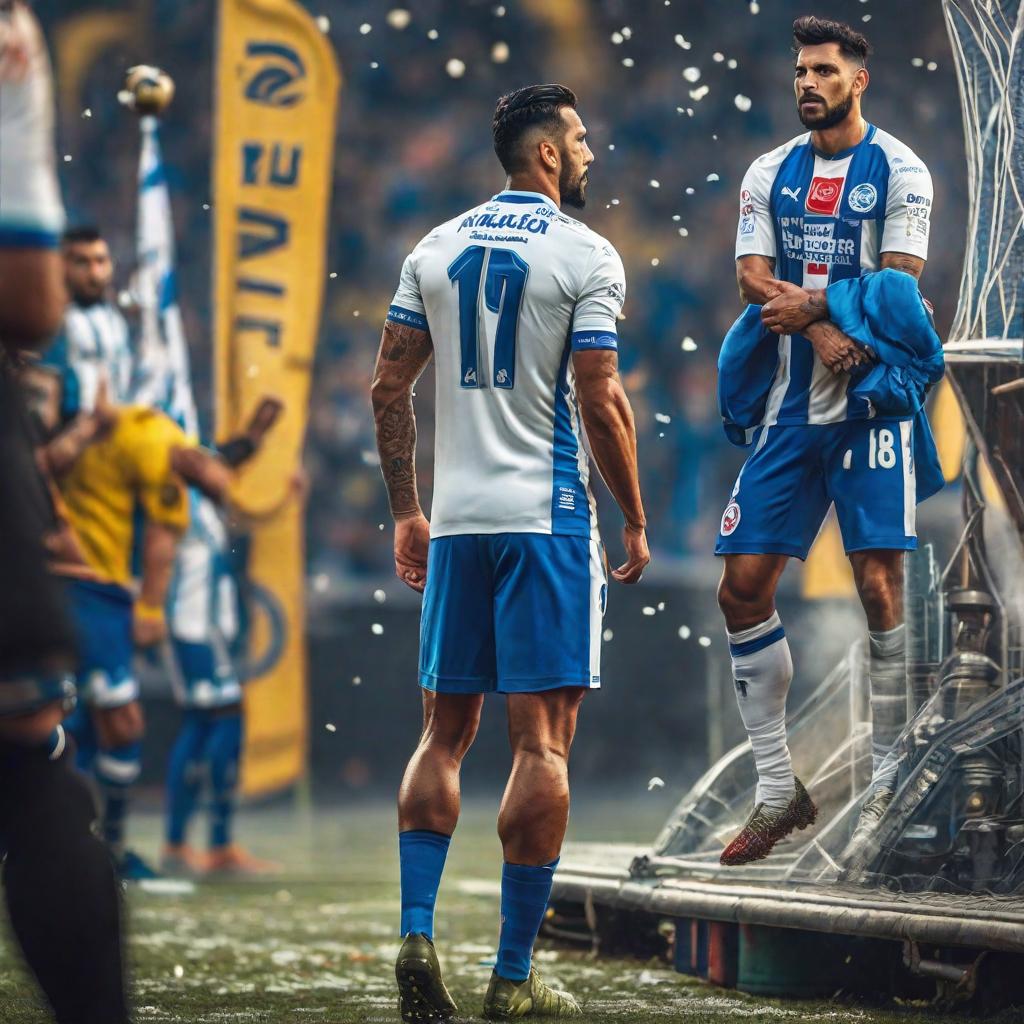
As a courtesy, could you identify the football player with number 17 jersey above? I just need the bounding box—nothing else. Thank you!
[715,17,938,867]
[372,85,648,1021]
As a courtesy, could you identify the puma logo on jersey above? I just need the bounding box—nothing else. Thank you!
[782,186,802,202]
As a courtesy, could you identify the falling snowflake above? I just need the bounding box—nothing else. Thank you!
[706,172,720,182]
[649,179,660,188]
[678,625,691,639]
[491,41,509,63]
[603,628,614,642]
[735,94,752,112]
[316,15,330,33]
[648,777,665,791]
[359,22,371,34]
[373,589,387,604]
[682,67,701,83]
[689,85,710,101]
[674,34,692,50]
[642,606,656,616]
[446,58,466,78]
[698,636,712,648]
[681,337,698,351]
[371,623,384,635]
[387,9,411,29]
[655,413,672,424]
[325,723,337,733]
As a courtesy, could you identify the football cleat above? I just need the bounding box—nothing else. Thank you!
[116,848,162,881]
[482,966,582,1019]
[838,784,896,878]
[396,932,458,1023]
[720,777,817,866]
[160,843,206,877]
[203,844,281,877]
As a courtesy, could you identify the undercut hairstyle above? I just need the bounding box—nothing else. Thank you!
[792,16,871,66]
[61,225,103,246]
[492,84,578,175]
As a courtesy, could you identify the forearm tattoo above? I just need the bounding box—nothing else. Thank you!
[372,321,433,517]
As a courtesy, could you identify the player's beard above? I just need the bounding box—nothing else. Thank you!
[798,88,854,130]
[560,161,587,209]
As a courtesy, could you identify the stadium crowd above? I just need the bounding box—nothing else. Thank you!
[40,0,966,585]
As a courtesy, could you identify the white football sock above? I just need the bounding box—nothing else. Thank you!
[868,624,907,791]
[727,611,795,811]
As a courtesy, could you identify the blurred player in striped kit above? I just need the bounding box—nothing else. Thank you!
[0,2,129,1019]
[161,398,285,877]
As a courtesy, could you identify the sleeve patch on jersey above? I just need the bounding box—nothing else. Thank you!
[386,305,428,331]
[571,330,618,352]
[0,225,60,250]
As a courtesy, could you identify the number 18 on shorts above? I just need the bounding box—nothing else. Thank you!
[715,418,918,559]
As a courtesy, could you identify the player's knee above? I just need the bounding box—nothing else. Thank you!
[717,573,771,626]
[422,705,482,761]
[856,566,901,630]
[96,702,145,748]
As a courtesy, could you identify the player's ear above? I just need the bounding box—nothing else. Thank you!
[854,66,869,96]
[539,138,559,172]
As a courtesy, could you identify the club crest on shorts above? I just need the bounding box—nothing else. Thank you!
[721,501,741,536]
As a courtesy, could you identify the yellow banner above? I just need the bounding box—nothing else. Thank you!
[213,0,339,795]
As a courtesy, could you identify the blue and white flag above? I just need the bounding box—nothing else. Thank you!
[132,114,199,439]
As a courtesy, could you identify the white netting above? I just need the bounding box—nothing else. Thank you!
[944,0,1024,343]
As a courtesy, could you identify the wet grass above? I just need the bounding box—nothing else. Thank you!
[0,799,1012,1022]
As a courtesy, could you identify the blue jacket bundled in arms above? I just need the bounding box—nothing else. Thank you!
[718,268,945,503]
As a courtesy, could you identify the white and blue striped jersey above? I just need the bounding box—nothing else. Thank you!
[55,301,133,411]
[169,491,238,646]
[735,124,933,425]
[388,189,626,539]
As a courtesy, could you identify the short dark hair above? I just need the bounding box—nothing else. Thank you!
[492,84,577,175]
[792,16,870,66]
[61,225,103,246]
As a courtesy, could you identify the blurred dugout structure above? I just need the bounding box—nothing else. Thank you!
[547,0,1024,1009]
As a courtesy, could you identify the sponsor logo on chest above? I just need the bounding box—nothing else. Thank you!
[805,176,845,216]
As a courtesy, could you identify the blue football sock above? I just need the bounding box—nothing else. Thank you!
[496,858,559,982]
[64,703,97,775]
[399,829,451,939]
[95,740,142,854]
[165,710,209,847]
[206,712,242,849]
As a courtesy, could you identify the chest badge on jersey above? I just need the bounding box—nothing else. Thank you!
[806,176,845,216]
[848,183,878,213]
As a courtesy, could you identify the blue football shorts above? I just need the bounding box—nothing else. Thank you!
[66,579,138,708]
[419,533,608,694]
[169,633,242,710]
[715,418,918,560]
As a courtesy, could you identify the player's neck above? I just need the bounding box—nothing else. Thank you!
[504,175,560,208]
[811,114,867,158]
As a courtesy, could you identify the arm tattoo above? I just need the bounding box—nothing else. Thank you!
[881,251,925,280]
[800,290,829,321]
[371,321,433,518]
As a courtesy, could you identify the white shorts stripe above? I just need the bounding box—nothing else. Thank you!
[900,419,916,537]
[588,540,607,688]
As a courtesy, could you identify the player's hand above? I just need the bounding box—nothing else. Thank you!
[612,524,649,584]
[808,324,869,375]
[394,511,430,593]
[761,283,823,335]
[133,609,168,648]
[91,376,119,439]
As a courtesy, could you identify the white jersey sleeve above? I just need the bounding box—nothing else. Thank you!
[0,6,64,246]
[735,157,776,261]
[881,160,933,261]
[388,249,429,331]
[571,241,625,351]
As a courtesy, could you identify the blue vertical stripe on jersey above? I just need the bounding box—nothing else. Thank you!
[550,337,590,536]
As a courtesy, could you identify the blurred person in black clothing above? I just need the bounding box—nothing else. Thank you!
[0,3,129,1021]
